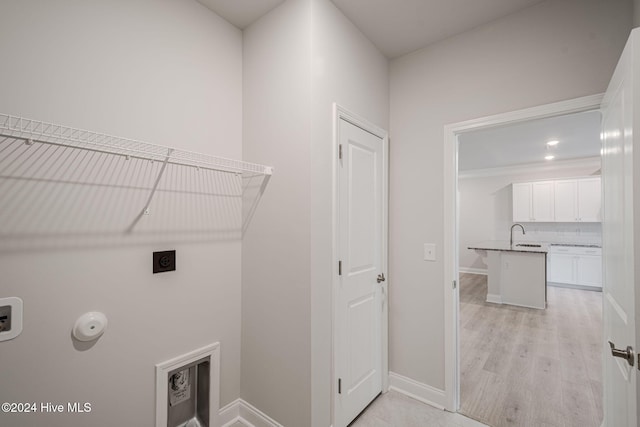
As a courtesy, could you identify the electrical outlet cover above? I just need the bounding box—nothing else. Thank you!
[0,297,23,342]
[153,250,176,274]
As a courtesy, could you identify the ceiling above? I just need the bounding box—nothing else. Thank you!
[196,0,546,58]
[458,111,602,172]
[197,0,286,30]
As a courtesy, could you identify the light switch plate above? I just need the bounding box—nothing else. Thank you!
[424,243,436,261]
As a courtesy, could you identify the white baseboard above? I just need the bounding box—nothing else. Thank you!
[219,399,242,427]
[219,399,284,427]
[222,375,446,427]
[486,294,502,304]
[239,400,284,427]
[388,371,446,410]
[459,267,487,276]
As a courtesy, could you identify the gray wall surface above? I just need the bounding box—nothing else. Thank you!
[242,0,388,425]
[389,0,632,392]
[0,1,243,426]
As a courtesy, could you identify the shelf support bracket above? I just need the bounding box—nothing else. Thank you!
[126,148,174,234]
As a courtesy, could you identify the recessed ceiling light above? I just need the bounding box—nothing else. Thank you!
[546,140,559,146]
[545,155,555,160]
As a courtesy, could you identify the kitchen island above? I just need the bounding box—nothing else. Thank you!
[468,241,548,309]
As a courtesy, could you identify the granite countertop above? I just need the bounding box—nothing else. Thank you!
[468,240,549,253]
[549,243,601,248]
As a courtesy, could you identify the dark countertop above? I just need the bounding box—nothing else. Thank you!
[549,243,601,248]
[468,240,548,253]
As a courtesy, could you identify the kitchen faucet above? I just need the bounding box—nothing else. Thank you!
[510,223,526,247]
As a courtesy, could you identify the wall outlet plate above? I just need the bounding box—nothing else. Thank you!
[0,297,23,342]
[153,250,176,274]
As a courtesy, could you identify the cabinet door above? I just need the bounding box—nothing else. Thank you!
[547,253,576,284]
[577,177,602,222]
[512,183,532,222]
[554,180,578,222]
[576,255,602,287]
[531,181,554,222]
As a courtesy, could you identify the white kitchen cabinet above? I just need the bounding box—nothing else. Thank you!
[531,181,555,221]
[513,177,601,223]
[577,177,601,221]
[512,181,554,222]
[512,183,532,222]
[554,180,578,221]
[547,245,602,289]
[576,254,603,287]
[547,251,575,283]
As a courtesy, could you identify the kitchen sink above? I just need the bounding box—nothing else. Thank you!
[516,243,542,248]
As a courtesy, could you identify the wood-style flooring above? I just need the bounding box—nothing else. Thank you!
[459,273,603,427]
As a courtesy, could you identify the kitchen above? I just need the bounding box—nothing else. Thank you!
[458,110,603,426]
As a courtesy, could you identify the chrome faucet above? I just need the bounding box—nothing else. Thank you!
[510,223,525,247]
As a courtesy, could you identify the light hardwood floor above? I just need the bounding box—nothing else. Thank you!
[459,273,603,427]
[229,390,488,427]
[350,390,487,427]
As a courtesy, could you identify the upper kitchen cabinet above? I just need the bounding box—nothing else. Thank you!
[553,177,602,222]
[554,179,578,221]
[532,181,555,221]
[513,181,554,222]
[513,177,601,223]
[577,177,601,221]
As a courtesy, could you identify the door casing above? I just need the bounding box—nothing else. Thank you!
[332,103,389,427]
[442,94,604,411]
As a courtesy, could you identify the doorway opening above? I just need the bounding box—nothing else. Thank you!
[443,95,605,427]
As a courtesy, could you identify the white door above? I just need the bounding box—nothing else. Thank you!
[335,117,387,427]
[601,28,638,427]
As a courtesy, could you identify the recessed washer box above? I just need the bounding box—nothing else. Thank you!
[156,343,220,427]
[0,297,23,342]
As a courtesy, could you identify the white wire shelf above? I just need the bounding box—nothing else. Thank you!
[0,113,272,249]
[0,113,273,176]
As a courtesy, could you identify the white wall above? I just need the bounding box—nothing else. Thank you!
[310,1,389,426]
[242,1,313,426]
[0,1,243,426]
[242,0,388,425]
[389,0,631,392]
[459,159,602,272]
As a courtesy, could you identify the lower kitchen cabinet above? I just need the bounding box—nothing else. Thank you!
[547,245,602,289]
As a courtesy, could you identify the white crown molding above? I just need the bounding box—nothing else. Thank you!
[458,156,601,179]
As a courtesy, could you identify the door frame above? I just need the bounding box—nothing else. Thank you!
[442,93,604,411]
[332,103,389,426]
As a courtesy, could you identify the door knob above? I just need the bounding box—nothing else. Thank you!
[608,341,635,367]
[377,273,386,283]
